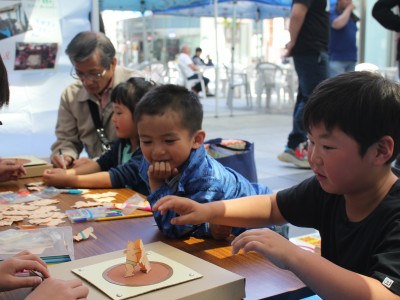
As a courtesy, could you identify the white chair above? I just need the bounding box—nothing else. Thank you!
[177,64,206,97]
[255,62,293,109]
[224,64,252,108]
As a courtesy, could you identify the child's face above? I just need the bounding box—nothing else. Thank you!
[308,123,374,195]
[137,110,203,171]
[112,102,136,139]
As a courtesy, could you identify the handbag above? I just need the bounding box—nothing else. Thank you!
[204,138,258,183]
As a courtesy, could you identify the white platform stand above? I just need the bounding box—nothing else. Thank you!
[49,241,245,300]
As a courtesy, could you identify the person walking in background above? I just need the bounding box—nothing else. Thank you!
[178,45,213,97]
[50,31,142,169]
[329,0,359,77]
[372,0,400,78]
[277,0,329,168]
[192,47,214,67]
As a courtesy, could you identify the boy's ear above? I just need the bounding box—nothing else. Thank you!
[192,130,206,149]
[373,136,394,165]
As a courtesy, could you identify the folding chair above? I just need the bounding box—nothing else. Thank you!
[177,63,206,97]
[224,64,252,108]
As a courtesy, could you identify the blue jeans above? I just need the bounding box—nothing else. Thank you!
[329,60,356,78]
[287,52,328,150]
[188,74,210,92]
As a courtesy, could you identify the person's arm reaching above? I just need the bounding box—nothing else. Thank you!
[68,159,101,175]
[153,193,284,229]
[232,228,399,299]
[42,169,111,188]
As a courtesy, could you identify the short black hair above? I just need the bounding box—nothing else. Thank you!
[195,47,202,52]
[134,84,203,135]
[111,77,156,119]
[304,71,400,162]
[65,31,115,68]
[0,55,9,109]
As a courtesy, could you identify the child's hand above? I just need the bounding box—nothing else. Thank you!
[148,161,178,180]
[42,169,69,187]
[153,195,210,225]
[148,161,179,191]
[72,157,92,168]
[25,278,89,300]
[231,228,299,270]
[210,223,232,240]
[0,250,49,292]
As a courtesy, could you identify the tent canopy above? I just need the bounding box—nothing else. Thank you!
[99,1,292,18]
[99,1,337,19]
[152,0,291,19]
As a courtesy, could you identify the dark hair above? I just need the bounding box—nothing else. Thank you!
[65,31,115,68]
[111,77,156,118]
[134,84,203,135]
[195,47,202,52]
[0,55,9,109]
[304,71,400,162]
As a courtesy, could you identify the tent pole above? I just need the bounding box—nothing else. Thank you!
[141,1,149,63]
[214,0,219,118]
[230,0,237,117]
[91,0,100,32]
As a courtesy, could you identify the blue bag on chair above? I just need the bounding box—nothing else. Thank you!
[204,138,258,183]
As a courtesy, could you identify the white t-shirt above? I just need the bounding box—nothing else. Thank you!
[178,52,195,78]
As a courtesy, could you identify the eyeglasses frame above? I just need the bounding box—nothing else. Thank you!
[70,68,107,82]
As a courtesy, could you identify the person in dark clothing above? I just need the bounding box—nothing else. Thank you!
[372,0,400,170]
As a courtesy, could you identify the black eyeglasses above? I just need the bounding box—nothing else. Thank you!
[70,68,107,82]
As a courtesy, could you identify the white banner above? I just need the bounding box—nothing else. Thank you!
[0,0,91,156]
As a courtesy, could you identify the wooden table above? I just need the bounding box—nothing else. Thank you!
[0,177,309,299]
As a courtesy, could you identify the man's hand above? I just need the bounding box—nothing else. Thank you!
[51,154,74,169]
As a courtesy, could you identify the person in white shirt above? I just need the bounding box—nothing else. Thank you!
[178,45,213,96]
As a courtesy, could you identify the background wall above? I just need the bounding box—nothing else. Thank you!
[0,0,91,157]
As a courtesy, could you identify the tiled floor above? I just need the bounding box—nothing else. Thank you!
[201,94,316,237]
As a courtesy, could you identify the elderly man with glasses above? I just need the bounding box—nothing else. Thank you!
[50,31,142,169]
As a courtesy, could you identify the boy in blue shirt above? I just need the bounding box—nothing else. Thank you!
[154,71,400,298]
[134,84,273,239]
